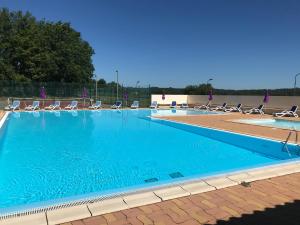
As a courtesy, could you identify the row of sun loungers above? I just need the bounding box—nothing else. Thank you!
[5,100,141,111]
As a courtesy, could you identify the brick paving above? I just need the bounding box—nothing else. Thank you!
[61,173,300,225]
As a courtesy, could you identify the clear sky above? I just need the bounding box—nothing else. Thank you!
[1,0,300,89]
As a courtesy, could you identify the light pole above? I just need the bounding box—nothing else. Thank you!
[294,73,300,96]
[206,78,213,85]
[116,70,119,100]
[94,74,98,100]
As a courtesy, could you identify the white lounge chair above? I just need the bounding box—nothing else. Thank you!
[5,100,20,111]
[89,101,102,109]
[194,102,211,110]
[170,101,177,108]
[25,101,40,111]
[111,101,122,109]
[65,101,78,110]
[131,101,139,109]
[210,103,227,111]
[274,105,298,118]
[150,101,158,109]
[180,103,189,109]
[244,104,264,114]
[45,101,61,110]
[225,103,242,112]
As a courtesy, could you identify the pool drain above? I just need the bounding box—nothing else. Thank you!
[169,172,184,179]
[144,178,158,183]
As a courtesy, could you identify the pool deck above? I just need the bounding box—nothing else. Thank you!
[1,110,300,225]
[59,172,300,225]
[160,112,300,144]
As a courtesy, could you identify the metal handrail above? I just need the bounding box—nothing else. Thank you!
[282,128,299,156]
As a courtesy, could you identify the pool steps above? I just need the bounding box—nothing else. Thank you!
[1,161,300,225]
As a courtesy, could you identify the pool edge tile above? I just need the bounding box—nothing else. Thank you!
[204,177,238,189]
[123,192,161,208]
[46,205,91,225]
[87,197,128,216]
[0,213,47,225]
[181,181,216,194]
[154,186,190,201]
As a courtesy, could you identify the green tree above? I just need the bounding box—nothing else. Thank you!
[0,8,94,82]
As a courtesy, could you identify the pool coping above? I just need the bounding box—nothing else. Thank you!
[1,112,300,224]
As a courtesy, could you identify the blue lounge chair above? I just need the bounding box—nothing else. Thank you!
[210,103,227,111]
[111,101,122,109]
[244,104,264,114]
[194,101,211,110]
[180,103,189,109]
[25,101,40,111]
[65,101,78,110]
[170,101,177,108]
[274,105,298,118]
[150,101,158,109]
[89,101,102,109]
[225,103,242,112]
[45,101,61,110]
[5,100,20,111]
[131,101,139,109]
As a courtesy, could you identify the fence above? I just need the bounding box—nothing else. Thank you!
[0,80,152,108]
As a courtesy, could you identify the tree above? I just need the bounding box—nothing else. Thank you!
[97,78,106,87]
[0,8,95,82]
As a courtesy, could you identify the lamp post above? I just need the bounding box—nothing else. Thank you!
[294,73,300,96]
[94,74,98,100]
[206,78,213,85]
[116,70,119,100]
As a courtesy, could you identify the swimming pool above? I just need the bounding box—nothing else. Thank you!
[237,118,300,131]
[0,110,299,213]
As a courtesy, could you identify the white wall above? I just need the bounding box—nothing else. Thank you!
[151,94,300,109]
[151,95,188,105]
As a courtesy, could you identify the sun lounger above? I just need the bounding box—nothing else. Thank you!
[5,100,20,111]
[25,101,40,111]
[244,104,264,114]
[180,103,189,109]
[111,101,122,109]
[170,101,177,108]
[210,103,227,111]
[65,101,78,110]
[274,105,298,118]
[89,101,102,109]
[131,101,139,109]
[225,103,242,112]
[150,101,158,109]
[194,102,211,110]
[45,101,61,110]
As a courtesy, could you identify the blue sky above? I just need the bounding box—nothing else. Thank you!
[1,0,300,89]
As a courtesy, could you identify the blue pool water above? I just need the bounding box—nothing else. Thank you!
[238,119,300,131]
[0,109,299,212]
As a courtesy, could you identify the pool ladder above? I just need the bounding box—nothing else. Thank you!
[282,128,299,156]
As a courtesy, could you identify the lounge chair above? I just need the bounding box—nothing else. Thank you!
[25,101,40,111]
[210,103,227,111]
[111,101,122,109]
[150,101,158,109]
[5,100,20,111]
[194,102,211,110]
[170,101,177,108]
[65,101,78,110]
[180,103,189,109]
[45,101,61,110]
[131,101,139,109]
[274,105,298,118]
[89,101,102,109]
[225,103,242,112]
[244,104,264,114]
